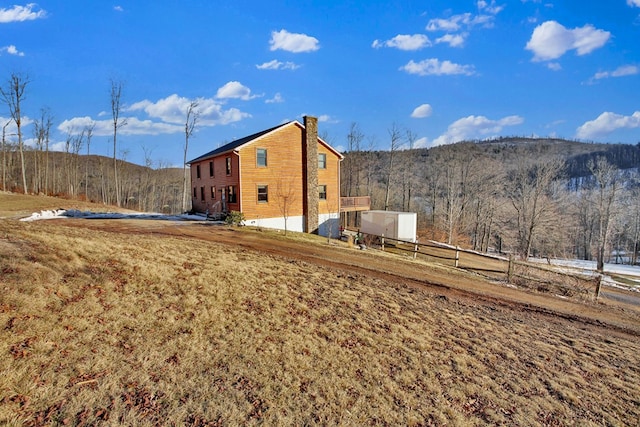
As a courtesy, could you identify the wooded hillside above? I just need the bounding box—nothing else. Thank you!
[1,148,183,213]
[341,136,640,267]
[3,134,640,267]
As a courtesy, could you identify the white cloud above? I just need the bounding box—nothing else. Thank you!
[317,114,338,123]
[127,95,186,124]
[59,114,249,137]
[108,117,181,136]
[58,116,183,137]
[411,104,433,118]
[114,6,124,12]
[372,34,431,50]
[128,93,251,126]
[265,93,284,104]
[547,62,562,71]
[256,59,300,70]
[123,94,245,126]
[413,137,429,148]
[576,111,640,139]
[215,81,258,100]
[477,0,504,15]
[1,45,24,56]
[269,29,319,53]
[400,58,475,76]
[610,65,638,76]
[432,114,524,146]
[1,115,34,136]
[58,117,114,136]
[59,93,252,137]
[426,12,497,32]
[0,3,46,23]
[592,65,639,80]
[628,0,640,7]
[526,21,610,62]
[435,33,466,47]
[426,13,472,32]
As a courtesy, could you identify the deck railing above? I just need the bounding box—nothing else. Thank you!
[340,196,371,212]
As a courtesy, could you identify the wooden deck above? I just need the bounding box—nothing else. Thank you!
[340,196,370,212]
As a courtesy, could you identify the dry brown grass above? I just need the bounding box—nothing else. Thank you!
[1,196,640,425]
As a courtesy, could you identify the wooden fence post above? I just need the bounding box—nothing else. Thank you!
[507,254,514,283]
[455,246,459,268]
[381,234,385,251]
[594,274,602,301]
[413,239,418,260]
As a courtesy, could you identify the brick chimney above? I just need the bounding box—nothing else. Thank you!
[303,116,319,234]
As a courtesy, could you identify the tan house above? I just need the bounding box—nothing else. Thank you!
[188,116,344,236]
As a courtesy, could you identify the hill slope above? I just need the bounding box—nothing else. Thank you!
[1,195,639,425]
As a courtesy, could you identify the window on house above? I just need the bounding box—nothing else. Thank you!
[257,185,268,203]
[210,186,216,199]
[200,187,205,201]
[209,161,214,177]
[196,164,201,179]
[318,153,327,169]
[318,184,327,200]
[226,157,232,175]
[227,185,237,203]
[193,187,197,198]
[257,148,267,167]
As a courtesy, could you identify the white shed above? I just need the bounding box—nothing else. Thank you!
[360,210,417,243]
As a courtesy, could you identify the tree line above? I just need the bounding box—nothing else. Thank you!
[4,71,640,269]
[341,124,640,270]
[1,72,188,214]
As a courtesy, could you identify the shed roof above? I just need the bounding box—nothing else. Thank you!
[187,120,343,164]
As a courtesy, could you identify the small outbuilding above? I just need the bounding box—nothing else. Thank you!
[360,210,417,243]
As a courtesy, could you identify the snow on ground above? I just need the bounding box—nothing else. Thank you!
[530,257,640,278]
[530,257,640,291]
[19,209,208,222]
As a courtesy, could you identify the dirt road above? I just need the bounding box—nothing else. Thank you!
[66,218,640,336]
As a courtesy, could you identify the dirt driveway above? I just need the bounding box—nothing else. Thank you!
[65,218,640,336]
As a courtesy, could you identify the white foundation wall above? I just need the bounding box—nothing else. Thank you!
[243,213,340,237]
[243,216,305,233]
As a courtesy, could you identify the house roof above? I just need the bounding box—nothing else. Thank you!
[187,119,343,164]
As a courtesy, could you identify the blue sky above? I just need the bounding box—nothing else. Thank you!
[1,1,639,166]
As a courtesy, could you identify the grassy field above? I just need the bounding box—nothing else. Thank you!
[1,193,640,426]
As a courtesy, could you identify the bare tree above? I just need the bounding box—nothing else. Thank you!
[43,110,52,195]
[84,122,94,199]
[468,159,503,252]
[2,119,13,191]
[63,129,84,197]
[384,123,402,211]
[401,129,419,211]
[507,157,564,259]
[182,100,199,212]
[588,157,620,272]
[110,79,127,207]
[140,146,155,211]
[344,122,364,197]
[627,186,640,266]
[31,108,53,195]
[275,176,297,235]
[0,73,29,193]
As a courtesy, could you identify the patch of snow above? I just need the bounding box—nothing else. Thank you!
[530,257,640,291]
[19,209,67,221]
[530,257,640,279]
[20,209,208,223]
